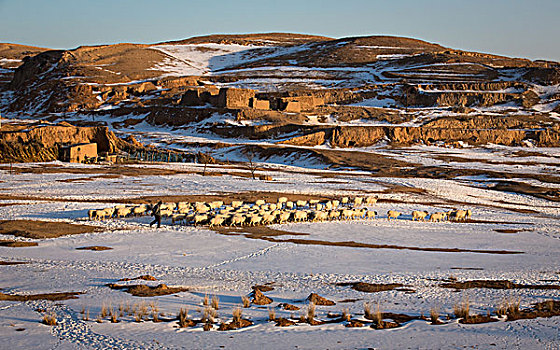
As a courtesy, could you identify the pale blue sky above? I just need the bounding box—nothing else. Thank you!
[0,0,558,61]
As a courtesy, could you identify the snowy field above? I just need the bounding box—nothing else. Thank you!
[1,160,559,350]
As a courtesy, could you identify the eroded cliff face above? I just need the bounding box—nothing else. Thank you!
[281,122,560,148]
[0,123,131,163]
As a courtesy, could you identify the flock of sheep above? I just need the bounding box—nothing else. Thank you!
[88,196,472,227]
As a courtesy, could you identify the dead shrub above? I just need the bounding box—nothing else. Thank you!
[242,295,251,308]
[203,294,209,306]
[42,313,57,326]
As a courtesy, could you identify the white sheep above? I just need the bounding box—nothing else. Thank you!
[365,210,377,219]
[313,211,328,222]
[132,205,148,216]
[353,197,363,207]
[277,197,288,204]
[286,201,295,209]
[412,210,429,221]
[430,212,447,222]
[365,196,378,205]
[449,209,471,221]
[194,214,208,226]
[316,203,324,211]
[262,213,277,224]
[309,199,320,205]
[278,211,291,224]
[296,200,307,208]
[352,208,367,219]
[209,215,226,227]
[231,214,246,226]
[115,207,131,218]
[328,210,341,220]
[294,210,308,222]
[171,214,186,225]
[249,215,263,226]
[332,200,340,208]
[255,199,266,206]
[387,210,402,220]
[209,201,223,210]
[231,201,244,208]
[324,201,333,210]
[341,197,349,205]
[88,209,99,220]
[341,209,353,220]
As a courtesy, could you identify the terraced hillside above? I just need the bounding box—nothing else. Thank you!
[1,33,559,162]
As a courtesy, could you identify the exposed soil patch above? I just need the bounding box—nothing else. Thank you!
[213,225,523,255]
[0,220,99,239]
[275,317,296,327]
[279,303,300,311]
[107,283,188,297]
[251,289,273,305]
[218,319,253,331]
[0,240,38,247]
[491,181,560,202]
[494,229,529,234]
[345,320,366,327]
[57,175,121,183]
[258,237,523,255]
[0,291,82,301]
[440,280,560,290]
[0,260,29,265]
[119,275,157,282]
[337,282,404,293]
[252,284,274,292]
[307,293,336,306]
[459,315,499,324]
[506,300,560,321]
[76,246,113,251]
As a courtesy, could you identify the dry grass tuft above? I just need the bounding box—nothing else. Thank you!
[268,307,276,321]
[242,295,251,308]
[203,294,209,306]
[497,298,520,317]
[232,307,242,324]
[453,298,470,319]
[211,295,219,310]
[150,301,160,322]
[202,306,216,324]
[42,313,57,326]
[341,307,351,322]
[82,308,89,321]
[306,302,316,322]
[178,307,190,327]
[100,302,110,318]
[110,310,118,323]
[430,307,440,323]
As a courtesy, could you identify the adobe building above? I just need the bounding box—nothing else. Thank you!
[60,143,98,163]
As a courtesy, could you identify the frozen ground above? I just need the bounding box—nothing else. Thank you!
[0,161,559,349]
